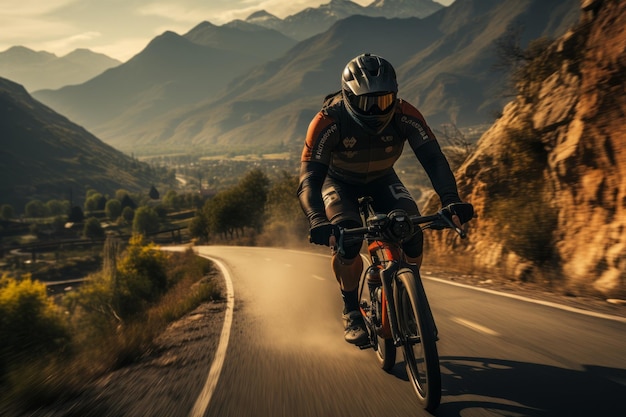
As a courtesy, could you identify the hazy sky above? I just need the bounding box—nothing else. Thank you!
[0,0,454,61]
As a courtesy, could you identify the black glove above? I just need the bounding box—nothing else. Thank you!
[309,223,340,246]
[445,202,474,224]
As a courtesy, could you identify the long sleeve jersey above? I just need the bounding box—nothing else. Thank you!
[297,96,461,228]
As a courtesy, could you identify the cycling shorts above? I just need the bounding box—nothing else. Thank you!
[322,172,424,259]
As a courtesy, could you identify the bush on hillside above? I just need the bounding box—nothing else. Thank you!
[0,273,70,380]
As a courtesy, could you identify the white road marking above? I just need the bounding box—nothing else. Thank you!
[284,248,626,323]
[451,317,500,336]
[312,275,326,281]
[425,276,626,324]
[189,256,235,417]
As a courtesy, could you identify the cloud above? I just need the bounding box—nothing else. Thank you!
[0,16,72,51]
[0,0,77,16]
[90,37,153,61]
[41,31,102,54]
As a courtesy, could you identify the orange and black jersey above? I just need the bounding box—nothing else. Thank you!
[298,97,461,228]
[301,99,439,184]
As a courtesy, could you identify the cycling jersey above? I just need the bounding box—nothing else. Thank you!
[298,95,461,229]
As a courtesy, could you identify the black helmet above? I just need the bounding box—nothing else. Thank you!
[341,53,398,134]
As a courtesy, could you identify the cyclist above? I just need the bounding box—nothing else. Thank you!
[297,53,474,345]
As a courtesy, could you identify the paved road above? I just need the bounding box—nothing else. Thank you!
[191,245,626,417]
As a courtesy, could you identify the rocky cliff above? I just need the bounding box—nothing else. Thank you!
[427,0,625,298]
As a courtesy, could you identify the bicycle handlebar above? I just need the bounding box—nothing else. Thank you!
[337,207,466,254]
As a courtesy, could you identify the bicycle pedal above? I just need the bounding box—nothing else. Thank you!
[357,343,373,350]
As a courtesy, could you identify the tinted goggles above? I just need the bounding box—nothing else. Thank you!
[350,92,396,113]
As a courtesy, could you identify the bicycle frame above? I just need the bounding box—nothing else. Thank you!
[360,239,408,345]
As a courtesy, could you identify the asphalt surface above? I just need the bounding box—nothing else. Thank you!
[190,246,626,417]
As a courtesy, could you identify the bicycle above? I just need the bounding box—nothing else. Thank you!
[337,197,469,412]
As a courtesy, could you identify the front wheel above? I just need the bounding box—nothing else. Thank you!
[395,268,441,411]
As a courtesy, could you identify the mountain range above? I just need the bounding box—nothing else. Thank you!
[244,0,444,41]
[0,46,121,92]
[0,77,161,210]
[30,0,581,156]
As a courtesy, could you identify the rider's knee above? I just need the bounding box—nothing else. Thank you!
[402,227,424,259]
[334,246,361,267]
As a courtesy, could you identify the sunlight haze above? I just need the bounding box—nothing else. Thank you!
[0,0,455,61]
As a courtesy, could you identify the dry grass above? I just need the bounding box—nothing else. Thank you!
[0,249,221,413]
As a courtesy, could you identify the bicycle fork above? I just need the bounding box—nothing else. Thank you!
[381,261,439,346]
[380,262,403,347]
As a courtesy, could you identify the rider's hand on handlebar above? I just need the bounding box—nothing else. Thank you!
[444,202,474,225]
[309,223,340,247]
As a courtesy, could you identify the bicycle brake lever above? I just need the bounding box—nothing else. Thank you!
[439,211,467,239]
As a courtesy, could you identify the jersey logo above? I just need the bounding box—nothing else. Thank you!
[400,115,429,141]
[343,151,358,158]
[381,136,393,143]
[314,123,337,160]
[389,183,413,200]
[343,137,357,148]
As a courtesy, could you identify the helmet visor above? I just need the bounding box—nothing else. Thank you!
[350,92,396,114]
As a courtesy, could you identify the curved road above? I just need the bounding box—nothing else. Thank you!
[188,245,625,417]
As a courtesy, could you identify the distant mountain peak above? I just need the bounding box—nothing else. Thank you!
[0,46,119,91]
[1,45,56,59]
[247,10,278,20]
[191,21,218,30]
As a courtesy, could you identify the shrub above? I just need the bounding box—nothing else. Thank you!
[114,235,168,318]
[132,206,160,236]
[483,125,558,264]
[83,217,105,239]
[0,273,70,378]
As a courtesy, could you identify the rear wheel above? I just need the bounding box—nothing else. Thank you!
[395,269,441,411]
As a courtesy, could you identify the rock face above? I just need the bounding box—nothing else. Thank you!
[428,0,626,298]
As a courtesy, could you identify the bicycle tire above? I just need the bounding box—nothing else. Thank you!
[395,268,441,411]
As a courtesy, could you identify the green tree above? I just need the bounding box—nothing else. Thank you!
[68,206,85,223]
[85,193,106,213]
[163,190,179,210]
[0,204,14,220]
[46,199,70,216]
[122,206,135,224]
[105,199,122,220]
[133,206,160,236]
[115,189,130,201]
[120,194,137,210]
[51,216,66,233]
[188,212,208,242]
[83,217,105,239]
[149,185,160,200]
[266,171,302,221]
[236,168,270,233]
[25,199,47,218]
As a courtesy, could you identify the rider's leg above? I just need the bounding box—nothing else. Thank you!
[332,251,363,312]
[319,177,367,344]
[332,243,368,345]
[405,254,423,269]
